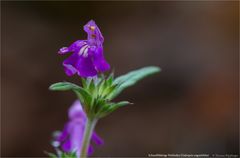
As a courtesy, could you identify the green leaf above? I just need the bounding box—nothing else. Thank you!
[112,101,130,109]
[49,82,80,91]
[110,66,160,98]
[98,101,130,118]
[49,82,92,111]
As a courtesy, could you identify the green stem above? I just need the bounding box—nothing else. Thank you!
[80,117,97,158]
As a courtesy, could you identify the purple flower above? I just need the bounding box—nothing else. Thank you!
[58,20,110,77]
[53,100,104,157]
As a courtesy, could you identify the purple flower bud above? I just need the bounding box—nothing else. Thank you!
[53,100,103,157]
[58,20,110,77]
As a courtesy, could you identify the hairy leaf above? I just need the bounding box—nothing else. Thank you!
[98,101,130,118]
[49,82,80,91]
[110,66,160,98]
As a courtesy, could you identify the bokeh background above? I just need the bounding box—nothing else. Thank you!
[1,1,239,157]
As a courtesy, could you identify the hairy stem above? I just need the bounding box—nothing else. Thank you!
[80,118,97,158]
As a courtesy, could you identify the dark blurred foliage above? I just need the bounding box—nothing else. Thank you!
[1,1,239,157]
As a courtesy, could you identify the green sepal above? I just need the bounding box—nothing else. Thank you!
[73,89,92,112]
[88,79,95,93]
[100,80,109,96]
[81,78,87,89]
[91,97,108,115]
[106,73,114,86]
[102,84,119,99]
[96,78,106,95]
[44,151,58,158]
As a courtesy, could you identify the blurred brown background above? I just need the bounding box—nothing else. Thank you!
[1,1,239,157]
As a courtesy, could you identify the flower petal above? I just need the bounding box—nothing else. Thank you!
[62,52,79,76]
[68,40,87,52]
[92,47,110,72]
[91,132,104,145]
[58,40,86,54]
[56,124,69,142]
[88,145,94,156]
[75,55,97,77]
[52,99,105,156]
[84,20,104,43]
[69,121,85,155]
[68,100,86,120]
[58,47,70,54]
[61,139,71,152]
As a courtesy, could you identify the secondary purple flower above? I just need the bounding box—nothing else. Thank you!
[58,20,110,77]
[53,100,103,157]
